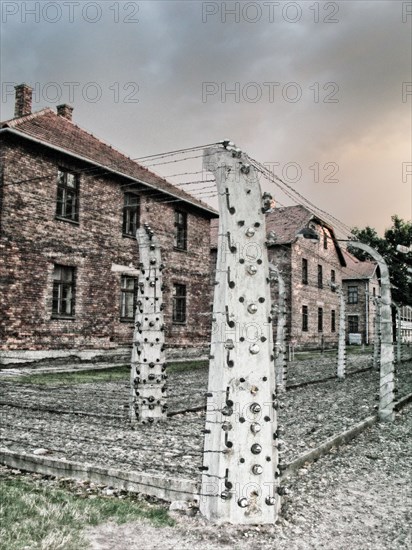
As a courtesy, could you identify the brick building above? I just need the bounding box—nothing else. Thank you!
[0,84,217,365]
[211,205,347,350]
[342,249,380,345]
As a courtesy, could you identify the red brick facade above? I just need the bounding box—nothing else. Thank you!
[0,93,216,365]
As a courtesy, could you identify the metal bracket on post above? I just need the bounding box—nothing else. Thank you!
[347,242,395,422]
[200,143,280,525]
[269,264,287,392]
[130,224,167,425]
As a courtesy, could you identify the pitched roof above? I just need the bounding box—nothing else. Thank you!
[341,248,378,280]
[1,108,218,217]
[265,205,314,244]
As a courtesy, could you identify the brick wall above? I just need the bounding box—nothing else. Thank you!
[343,276,379,345]
[0,136,213,361]
[269,226,342,350]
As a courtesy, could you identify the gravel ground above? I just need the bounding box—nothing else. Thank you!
[0,354,411,480]
[82,403,412,550]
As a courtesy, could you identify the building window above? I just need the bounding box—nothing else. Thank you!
[52,265,75,317]
[348,285,358,304]
[174,210,187,250]
[331,269,336,291]
[56,168,79,222]
[318,307,323,332]
[173,284,187,323]
[302,258,308,285]
[373,287,376,297]
[348,315,359,333]
[331,309,336,332]
[323,232,328,249]
[123,193,140,236]
[302,305,308,332]
[120,276,137,320]
[318,265,323,289]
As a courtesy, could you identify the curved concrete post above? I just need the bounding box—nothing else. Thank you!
[130,225,166,425]
[200,145,280,524]
[347,242,395,422]
[269,264,287,392]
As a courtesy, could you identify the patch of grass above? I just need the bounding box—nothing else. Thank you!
[0,472,174,550]
[6,360,208,385]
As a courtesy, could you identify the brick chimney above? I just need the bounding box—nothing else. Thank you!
[14,84,33,117]
[57,104,74,121]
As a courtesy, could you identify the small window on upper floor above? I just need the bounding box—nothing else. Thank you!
[331,269,336,292]
[123,193,140,236]
[323,232,328,249]
[174,210,187,250]
[318,264,323,289]
[56,168,79,222]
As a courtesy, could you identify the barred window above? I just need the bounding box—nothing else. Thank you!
[174,210,187,250]
[56,169,79,222]
[123,193,140,236]
[173,284,187,323]
[52,265,75,317]
[120,276,138,320]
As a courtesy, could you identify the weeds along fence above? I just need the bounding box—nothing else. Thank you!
[0,347,411,492]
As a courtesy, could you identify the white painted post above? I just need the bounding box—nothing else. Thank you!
[130,225,167,425]
[269,264,287,392]
[337,285,346,379]
[200,144,280,524]
[347,242,395,422]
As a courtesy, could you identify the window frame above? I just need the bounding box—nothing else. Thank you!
[302,258,308,285]
[122,192,140,237]
[174,210,187,251]
[331,269,336,291]
[52,264,76,319]
[331,309,336,332]
[120,275,138,321]
[173,283,187,324]
[348,315,359,333]
[318,307,323,332]
[56,168,79,223]
[348,285,359,304]
[317,264,323,289]
[302,305,308,332]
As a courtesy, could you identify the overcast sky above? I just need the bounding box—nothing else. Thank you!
[1,0,411,235]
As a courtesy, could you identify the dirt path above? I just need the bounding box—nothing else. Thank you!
[84,404,411,550]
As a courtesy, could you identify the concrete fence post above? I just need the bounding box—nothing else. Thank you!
[130,225,167,425]
[269,264,287,392]
[347,242,395,422]
[336,285,346,379]
[200,143,280,524]
[373,297,381,370]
